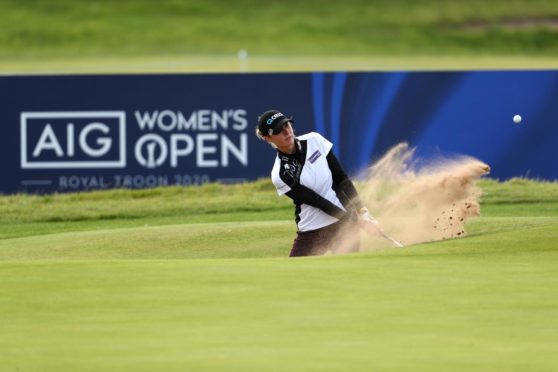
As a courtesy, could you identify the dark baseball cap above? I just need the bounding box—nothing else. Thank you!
[257,109,294,136]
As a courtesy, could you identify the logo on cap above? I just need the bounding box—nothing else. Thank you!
[267,112,284,125]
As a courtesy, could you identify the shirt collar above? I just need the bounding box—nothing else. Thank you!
[277,138,301,156]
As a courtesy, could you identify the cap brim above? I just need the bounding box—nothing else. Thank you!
[271,117,294,134]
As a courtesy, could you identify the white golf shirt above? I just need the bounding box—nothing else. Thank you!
[271,132,346,232]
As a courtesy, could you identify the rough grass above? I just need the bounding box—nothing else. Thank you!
[3,1,558,74]
[0,179,288,238]
[2,178,558,239]
[0,178,557,254]
[1,0,558,59]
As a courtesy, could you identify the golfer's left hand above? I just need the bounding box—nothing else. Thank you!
[358,207,382,234]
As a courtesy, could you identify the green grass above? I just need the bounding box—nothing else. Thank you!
[1,179,558,370]
[0,221,293,260]
[1,0,558,74]
[2,251,557,371]
[3,55,558,74]
[2,0,558,57]
[2,2,557,368]
[2,178,557,240]
[0,179,291,240]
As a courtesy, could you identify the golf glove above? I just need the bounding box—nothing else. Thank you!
[358,206,384,236]
[358,207,378,225]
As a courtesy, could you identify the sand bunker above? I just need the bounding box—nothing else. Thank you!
[337,143,490,252]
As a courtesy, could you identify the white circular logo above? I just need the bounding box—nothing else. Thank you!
[135,134,168,168]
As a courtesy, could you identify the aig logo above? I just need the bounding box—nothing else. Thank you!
[20,111,126,169]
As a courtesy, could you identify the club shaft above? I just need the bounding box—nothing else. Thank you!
[381,231,404,247]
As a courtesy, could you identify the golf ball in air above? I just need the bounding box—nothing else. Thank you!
[513,114,522,124]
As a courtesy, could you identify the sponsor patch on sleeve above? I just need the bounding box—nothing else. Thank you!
[308,150,321,164]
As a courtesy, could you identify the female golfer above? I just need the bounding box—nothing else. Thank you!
[256,109,380,257]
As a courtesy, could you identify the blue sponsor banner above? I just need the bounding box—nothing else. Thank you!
[0,71,557,194]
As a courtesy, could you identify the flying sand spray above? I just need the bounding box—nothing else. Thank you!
[334,143,490,253]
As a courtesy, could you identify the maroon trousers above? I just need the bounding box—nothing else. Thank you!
[289,219,360,257]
